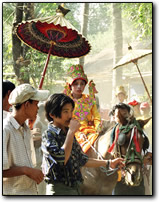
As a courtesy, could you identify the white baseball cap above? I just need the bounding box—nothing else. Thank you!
[9,83,50,105]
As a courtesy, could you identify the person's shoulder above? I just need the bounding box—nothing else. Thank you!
[46,124,61,137]
[3,110,11,120]
[3,115,12,128]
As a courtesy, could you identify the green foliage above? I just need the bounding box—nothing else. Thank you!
[34,3,57,18]
[120,3,152,40]
[88,30,113,54]
[3,2,152,90]
[3,3,14,64]
[63,3,82,31]
[88,3,112,34]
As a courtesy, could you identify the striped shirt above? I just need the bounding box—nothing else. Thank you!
[41,123,88,187]
[3,116,38,195]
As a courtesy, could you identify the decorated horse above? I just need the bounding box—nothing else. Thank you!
[80,103,152,195]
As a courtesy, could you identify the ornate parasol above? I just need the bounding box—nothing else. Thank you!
[113,45,152,103]
[15,5,91,89]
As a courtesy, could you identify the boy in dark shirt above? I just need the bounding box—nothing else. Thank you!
[42,93,124,195]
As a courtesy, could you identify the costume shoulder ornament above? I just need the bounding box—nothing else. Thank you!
[88,80,98,104]
[63,82,71,96]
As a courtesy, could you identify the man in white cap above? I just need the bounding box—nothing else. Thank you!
[3,83,50,195]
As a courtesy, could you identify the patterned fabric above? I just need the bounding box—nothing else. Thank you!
[16,9,91,58]
[66,64,88,85]
[41,123,88,187]
[63,80,102,153]
[3,116,37,195]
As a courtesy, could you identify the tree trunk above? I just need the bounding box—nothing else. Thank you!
[22,3,35,83]
[12,3,23,83]
[23,3,34,58]
[79,3,89,67]
[112,3,123,103]
[12,3,34,84]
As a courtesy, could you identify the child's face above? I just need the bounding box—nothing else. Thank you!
[71,79,86,96]
[117,93,126,103]
[50,103,74,130]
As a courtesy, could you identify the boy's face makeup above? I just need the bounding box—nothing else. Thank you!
[71,79,86,97]
[50,103,74,130]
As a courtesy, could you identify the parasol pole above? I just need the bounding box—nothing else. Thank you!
[133,60,152,104]
[38,43,53,89]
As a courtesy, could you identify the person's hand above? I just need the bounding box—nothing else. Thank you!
[24,167,44,184]
[69,118,81,134]
[109,158,125,169]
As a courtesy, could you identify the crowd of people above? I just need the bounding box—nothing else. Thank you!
[3,65,152,196]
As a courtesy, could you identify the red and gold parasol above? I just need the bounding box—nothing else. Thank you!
[16,5,91,89]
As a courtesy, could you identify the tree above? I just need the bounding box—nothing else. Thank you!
[121,3,152,40]
[79,3,89,67]
[12,3,35,83]
[12,3,23,82]
[4,2,66,88]
[87,3,111,35]
[112,3,123,102]
[3,2,152,93]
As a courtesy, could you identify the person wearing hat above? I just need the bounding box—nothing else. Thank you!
[3,83,50,195]
[63,64,102,153]
[108,86,128,122]
[115,86,128,103]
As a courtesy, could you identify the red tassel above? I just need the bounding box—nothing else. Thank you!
[133,128,140,153]
[108,141,115,153]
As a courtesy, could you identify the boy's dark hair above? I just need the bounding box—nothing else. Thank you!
[3,80,15,99]
[109,103,131,117]
[45,93,75,122]
[113,103,131,113]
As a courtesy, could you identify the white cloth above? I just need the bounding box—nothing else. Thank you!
[3,110,10,120]
[3,116,37,195]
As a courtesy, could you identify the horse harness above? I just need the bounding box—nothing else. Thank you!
[109,119,149,167]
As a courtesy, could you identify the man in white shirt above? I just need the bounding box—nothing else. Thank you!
[3,83,50,195]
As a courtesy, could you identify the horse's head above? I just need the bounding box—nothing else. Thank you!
[122,127,144,186]
[110,103,151,187]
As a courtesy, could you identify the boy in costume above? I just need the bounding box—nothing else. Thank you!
[63,64,101,153]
